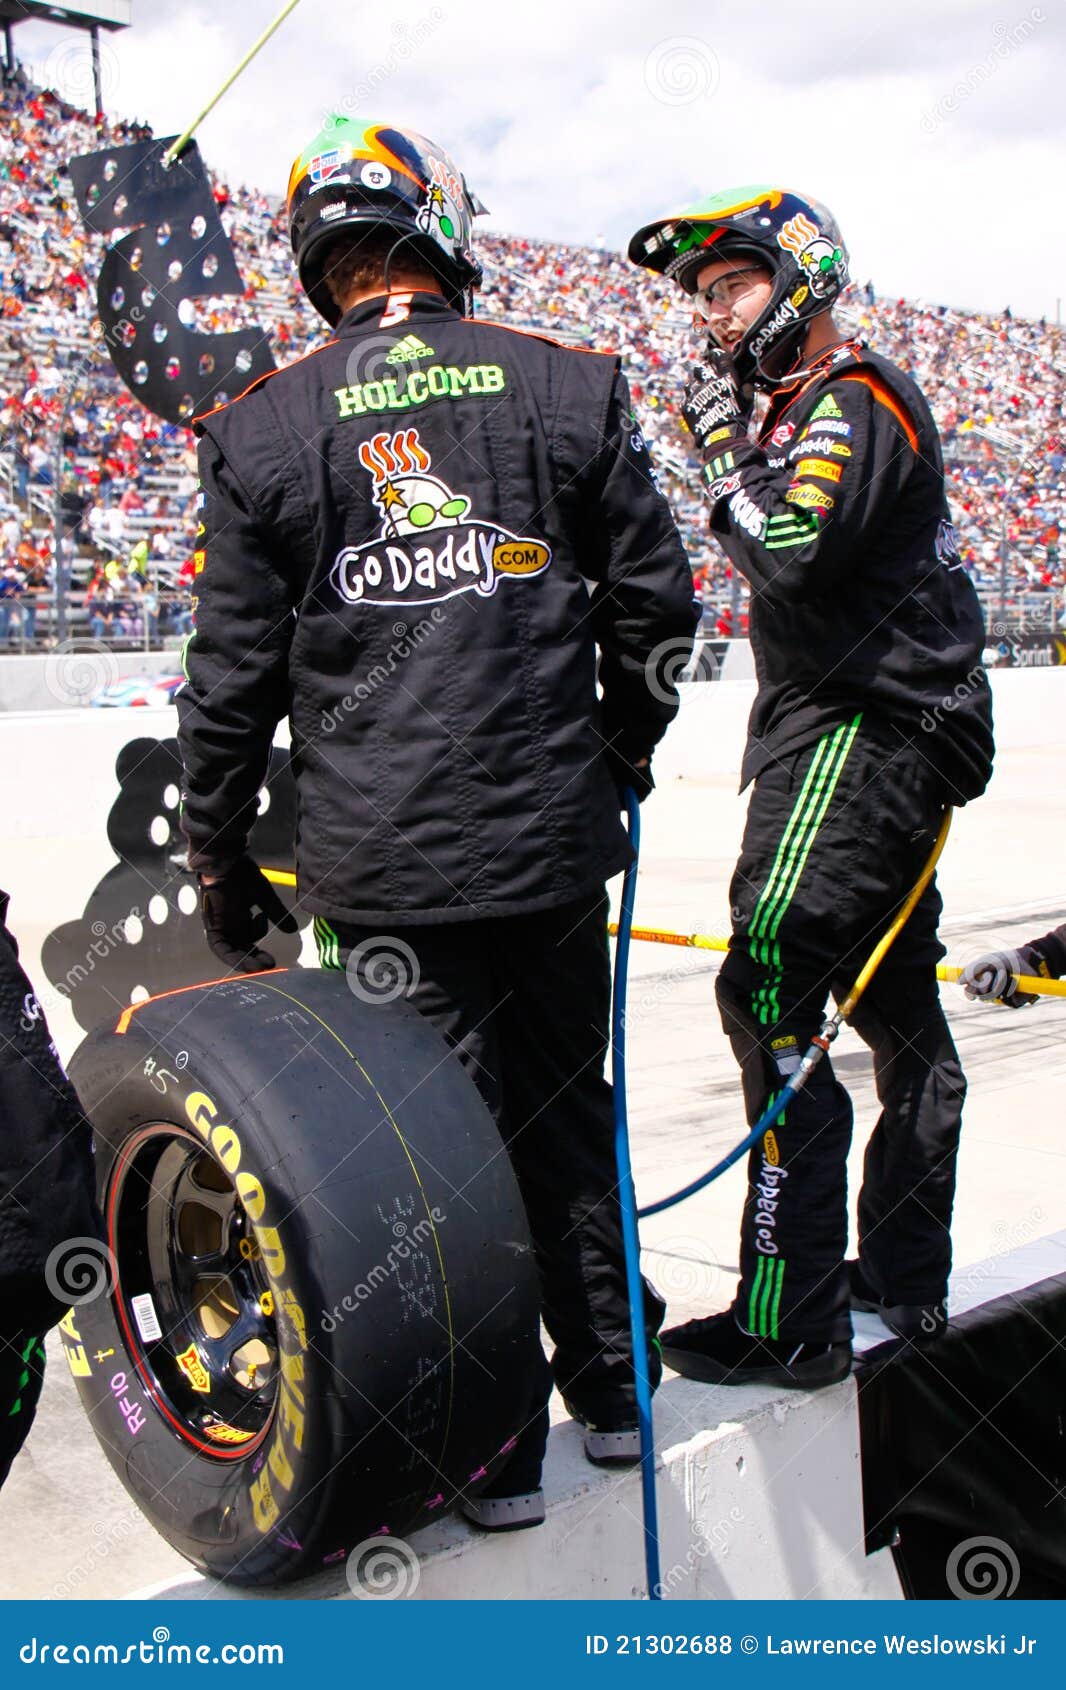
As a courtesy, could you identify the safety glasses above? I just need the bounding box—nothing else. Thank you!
[692,266,769,319]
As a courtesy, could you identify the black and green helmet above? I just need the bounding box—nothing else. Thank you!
[629,185,849,386]
[287,116,487,324]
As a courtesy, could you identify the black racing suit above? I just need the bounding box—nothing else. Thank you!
[0,891,100,1488]
[1017,925,1066,980]
[702,339,994,1341]
[177,290,697,1431]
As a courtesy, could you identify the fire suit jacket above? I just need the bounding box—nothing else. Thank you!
[703,340,994,802]
[177,290,697,923]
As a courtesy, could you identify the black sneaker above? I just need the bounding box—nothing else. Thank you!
[660,1310,852,1390]
[847,1259,947,1342]
[562,1398,642,1467]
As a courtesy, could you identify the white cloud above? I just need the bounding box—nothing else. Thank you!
[15,0,1065,317]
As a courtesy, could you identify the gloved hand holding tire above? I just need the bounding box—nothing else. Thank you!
[199,854,297,973]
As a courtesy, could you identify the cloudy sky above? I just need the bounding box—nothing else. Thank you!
[17,0,1065,318]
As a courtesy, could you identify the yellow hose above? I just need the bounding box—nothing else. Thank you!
[162,0,303,167]
[263,831,1066,1002]
[835,809,952,1019]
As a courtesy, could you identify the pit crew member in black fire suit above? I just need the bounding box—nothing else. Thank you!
[0,889,100,1489]
[177,118,697,1528]
[960,924,1066,1007]
[628,187,995,1387]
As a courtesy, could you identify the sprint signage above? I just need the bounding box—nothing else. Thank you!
[334,362,505,418]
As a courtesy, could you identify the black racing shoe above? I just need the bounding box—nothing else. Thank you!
[847,1259,948,1342]
[562,1398,642,1467]
[660,1310,852,1390]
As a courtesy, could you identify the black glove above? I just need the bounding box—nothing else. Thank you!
[681,347,753,456]
[604,743,654,806]
[198,854,298,974]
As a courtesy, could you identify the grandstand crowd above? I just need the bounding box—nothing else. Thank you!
[0,67,1063,654]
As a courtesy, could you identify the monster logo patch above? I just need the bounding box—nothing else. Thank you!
[777,211,846,298]
[332,428,552,607]
[417,156,464,245]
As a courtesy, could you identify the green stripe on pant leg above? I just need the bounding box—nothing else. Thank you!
[748,729,838,954]
[751,727,846,1023]
[758,1256,780,1338]
[769,1258,786,1340]
[314,916,342,970]
[752,720,850,957]
[753,714,862,1024]
[747,730,840,1023]
[748,1256,767,1334]
[749,722,849,1022]
[763,712,862,1022]
[764,713,863,948]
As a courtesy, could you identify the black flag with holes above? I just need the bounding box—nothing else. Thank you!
[68,137,275,424]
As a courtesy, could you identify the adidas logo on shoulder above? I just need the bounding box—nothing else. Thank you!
[809,392,843,421]
[385,334,435,364]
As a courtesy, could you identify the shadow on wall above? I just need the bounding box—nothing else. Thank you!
[40,738,303,1032]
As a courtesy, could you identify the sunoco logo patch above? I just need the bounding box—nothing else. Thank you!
[331,427,552,607]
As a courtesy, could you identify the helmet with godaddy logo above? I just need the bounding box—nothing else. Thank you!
[287,116,486,324]
[628,186,849,386]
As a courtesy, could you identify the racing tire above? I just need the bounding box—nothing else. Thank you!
[60,968,541,1586]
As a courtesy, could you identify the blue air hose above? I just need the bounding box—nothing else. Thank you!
[612,800,951,1601]
[612,789,661,1600]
